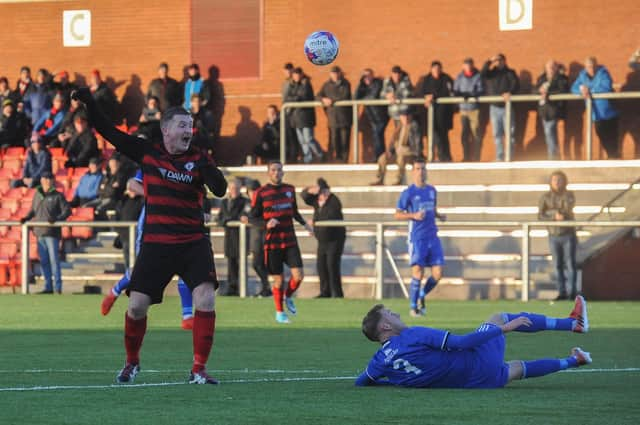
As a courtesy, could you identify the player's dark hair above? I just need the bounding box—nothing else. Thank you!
[362,304,385,342]
[413,157,426,166]
[161,106,191,129]
[267,104,279,112]
[267,159,282,169]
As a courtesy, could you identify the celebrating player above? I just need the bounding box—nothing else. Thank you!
[395,158,446,317]
[356,296,591,388]
[100,170,198,331]
[73,87,227,385]
[250,160,313,323]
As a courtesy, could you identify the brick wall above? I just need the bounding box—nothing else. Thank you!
[1,0,638,163]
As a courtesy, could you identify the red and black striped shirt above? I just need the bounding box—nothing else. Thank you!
[251,183,306,250]
[86,101,227,245]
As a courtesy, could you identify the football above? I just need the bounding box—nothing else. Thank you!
[303,30,339,66]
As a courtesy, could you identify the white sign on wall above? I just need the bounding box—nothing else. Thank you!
[63,10,91,47]
[499,0,533,31]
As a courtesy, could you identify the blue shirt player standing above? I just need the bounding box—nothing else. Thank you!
[395,158,445,316]
[356,297,591,388]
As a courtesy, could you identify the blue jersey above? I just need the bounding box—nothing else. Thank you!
[396,184,438,241]
[361,326,509,389]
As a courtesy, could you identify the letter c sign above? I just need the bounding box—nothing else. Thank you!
[499,0,533,31]
[63,10,92,47]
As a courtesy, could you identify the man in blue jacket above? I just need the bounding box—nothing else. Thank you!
[453,58,484,161]
[183,63,204,111]
[571,57,620,159]
[70,157,104,207]
[11,138,52,188]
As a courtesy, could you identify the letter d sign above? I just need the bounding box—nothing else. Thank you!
[63,10,91,47]
[499,0,533,31]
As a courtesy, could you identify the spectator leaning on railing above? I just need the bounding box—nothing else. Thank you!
[317,66,352,162]
[355,68,389,160]
[417,60,454,162]
[20,171,71,294]
[535,60,569,160]
[147,62,180,112]
[481,53,520,161]
[382,65,413,127]
[571,57,620,159]
[453,58,484,162]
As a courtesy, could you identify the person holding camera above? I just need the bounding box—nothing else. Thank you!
[20,171,71,294]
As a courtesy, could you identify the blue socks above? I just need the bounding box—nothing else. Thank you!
[522,357,578,379]
[178,279,194,319]
[409,278,420,309]
[420,277,438,298]
[503,312,575,332]
[112,270,131,296]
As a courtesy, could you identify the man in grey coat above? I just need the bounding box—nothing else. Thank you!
[21,171,71,294]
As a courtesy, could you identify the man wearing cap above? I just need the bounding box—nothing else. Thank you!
[372,111,422,186]
[21,171,71,294]
[454,58,484,161]
[89,69,118,122]
[382,66,414,127]
[11,138,52,188]
[147,62,180,111]
[301,178,346,298]
[417,61,454,162]
[317,66,352,162]
[481,54,520,161]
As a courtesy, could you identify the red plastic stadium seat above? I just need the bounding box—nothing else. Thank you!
[0,242,19,260]
[0,208,12,221]
[73,207,94,220]
[49,147,65,158]
[3,158,23,175]
[2,147,25,159]
[72,167,89,178]
[8,260,21,286]
[1,199,20,215]
[0,178,10,195]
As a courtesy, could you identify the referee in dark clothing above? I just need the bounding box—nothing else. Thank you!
[301,178,346,298]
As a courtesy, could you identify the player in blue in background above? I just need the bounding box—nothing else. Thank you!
[356,296,591,388]
[395,158,446,317]
[101,170,195,330]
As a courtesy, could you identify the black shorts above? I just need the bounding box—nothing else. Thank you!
[265,245,303,275]
[129,238,219,304]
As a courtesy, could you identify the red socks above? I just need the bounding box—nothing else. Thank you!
[124,313,147,365]
[285,276,301,298]
[192,310,216,373]
[272,287,284,312]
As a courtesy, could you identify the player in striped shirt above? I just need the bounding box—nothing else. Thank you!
[73,87,227,385]
[250,160,313,323]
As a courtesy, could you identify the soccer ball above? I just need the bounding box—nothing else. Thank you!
[304,31,339,66]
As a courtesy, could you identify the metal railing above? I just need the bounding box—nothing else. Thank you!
[6,219,639,301]
[230,220,640,301]
[279,91,640,164]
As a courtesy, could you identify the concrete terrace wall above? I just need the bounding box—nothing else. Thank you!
[1,0,639,163]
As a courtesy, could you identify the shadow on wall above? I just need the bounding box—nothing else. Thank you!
[120,74,145,126]
[217,105,261,165]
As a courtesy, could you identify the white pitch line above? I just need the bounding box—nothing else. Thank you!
[0,369,327,374]
[0,376,356,392]
[0,368,638,393]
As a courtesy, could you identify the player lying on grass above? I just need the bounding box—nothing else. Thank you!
[356,296,591,388]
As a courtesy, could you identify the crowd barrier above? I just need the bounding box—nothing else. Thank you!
[280,91,640,163]
[8,220,640,301]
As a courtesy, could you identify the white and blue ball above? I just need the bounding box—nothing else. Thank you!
[304,31,339,66]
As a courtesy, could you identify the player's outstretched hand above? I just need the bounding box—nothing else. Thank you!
[500,316,532,333]
[70,87,92,104]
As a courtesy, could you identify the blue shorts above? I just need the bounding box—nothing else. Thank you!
[465,323,510,388]
[409,238,444,267]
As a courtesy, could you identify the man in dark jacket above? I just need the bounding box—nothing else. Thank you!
[92,154,129,220]
[481,54,520,161]
[64,113,98,168]
[355,68,389,159]
[89,69,119,123]
[317,66,352,162]
[281,63,300,162]
[535,61,569,160]
[12,138,52,188]
[286,68,323,163]
[246,179,270,297]
[147,62,181,112]
[0,99,29,148]
[53,71,77,106]
[201,65,225,145]
[417,61,454,162]
[189,93,215,153]
[24,69,52,126]
[14,66,36,103]
[20,171,71,294]
[301,178,346,298]
[538,171,577,301]
[217,179,250,296]
[254,105,281,162]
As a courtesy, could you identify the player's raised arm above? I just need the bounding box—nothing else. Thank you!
[292,189,313,233]
[71,87,145,163]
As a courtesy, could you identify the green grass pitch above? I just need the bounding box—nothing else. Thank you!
[1,296,639,425]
